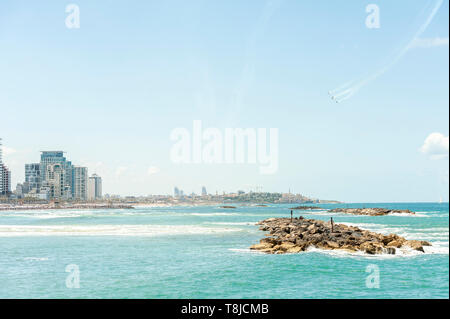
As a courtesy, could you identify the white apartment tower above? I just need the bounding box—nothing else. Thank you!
[88,174,102,200]
[73,166,88,201]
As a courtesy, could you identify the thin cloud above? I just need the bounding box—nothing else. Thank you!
[147,166,160,175]
[420,132,449,160]
[2,146,17,156]
[115,166,129,177]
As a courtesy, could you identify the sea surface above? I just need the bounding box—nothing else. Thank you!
[0,203,448,298]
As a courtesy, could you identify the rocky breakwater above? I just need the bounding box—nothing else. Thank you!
[329,208,414,216]
[250,217,430,255]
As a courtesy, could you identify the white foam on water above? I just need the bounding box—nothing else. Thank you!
[205,222,256,226]
[423,242,449,255]
[0,209,103,219]
[341,221,448,239]
[23,257,49,261]
[325,222,449,257]
[31,213,85,219]
[304,246,381,259]
[389,212,428,218]
[416,211,440,214]
[190,213,240,216]
[304,244,447,259]
[0,224,243,237]
[230,243,449,259]
[414,211,448,218]
[340,222,389,229]
[228,248,265,254]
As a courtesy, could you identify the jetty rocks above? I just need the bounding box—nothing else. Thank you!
[250,217,430,255]
[329,208,414,216]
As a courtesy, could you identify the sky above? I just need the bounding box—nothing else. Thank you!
[0,0,448,202]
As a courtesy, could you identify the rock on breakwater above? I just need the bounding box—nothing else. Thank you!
[328,208,415,216]
[250,217,430,255]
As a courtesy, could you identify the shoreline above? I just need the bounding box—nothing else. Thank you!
[1,201,447,212]
[0,203,134,211]
[0,201,248,211]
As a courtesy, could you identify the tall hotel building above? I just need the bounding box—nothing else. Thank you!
[40,151,73,200]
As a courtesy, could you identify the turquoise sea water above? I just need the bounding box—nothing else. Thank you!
[0,203,448,299]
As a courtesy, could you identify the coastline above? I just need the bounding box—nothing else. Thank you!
[0,201,243,211]
[0,203,134,211]
[2,201,447,212]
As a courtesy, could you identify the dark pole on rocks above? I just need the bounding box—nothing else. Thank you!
[331,217,334,233]
[290,210,293,222]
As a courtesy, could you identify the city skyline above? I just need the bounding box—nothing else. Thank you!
[3,144,103,201]
[1,1,448,202]
[2,138,448,203]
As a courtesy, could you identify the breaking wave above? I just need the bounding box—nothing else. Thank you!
[0,224,244,237]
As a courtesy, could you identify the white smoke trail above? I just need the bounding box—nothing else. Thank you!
[331,0,444,103]
[328,80,355,95]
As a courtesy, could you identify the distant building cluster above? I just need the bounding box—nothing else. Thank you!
[14,150,102,201]
[109,189,331,205]
[278,192,318,203]
[0,138,12,196]
[174,186,208,198]
[167,186,320,204]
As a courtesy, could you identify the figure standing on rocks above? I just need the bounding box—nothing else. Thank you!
[331,217,334,232]
[290,210,293,222]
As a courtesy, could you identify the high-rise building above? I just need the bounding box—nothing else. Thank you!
[0,138,3,195]
[201,186,207,196]
[72,166,88,201]
[40,151,73,199]
[0,138,11,196]
[42,163,71,200]
[0,164,11,196]
[88,174,102,200]
[25,163,41,192]
[174,186,180,197]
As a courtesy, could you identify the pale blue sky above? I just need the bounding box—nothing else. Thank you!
[1,0,448,202]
